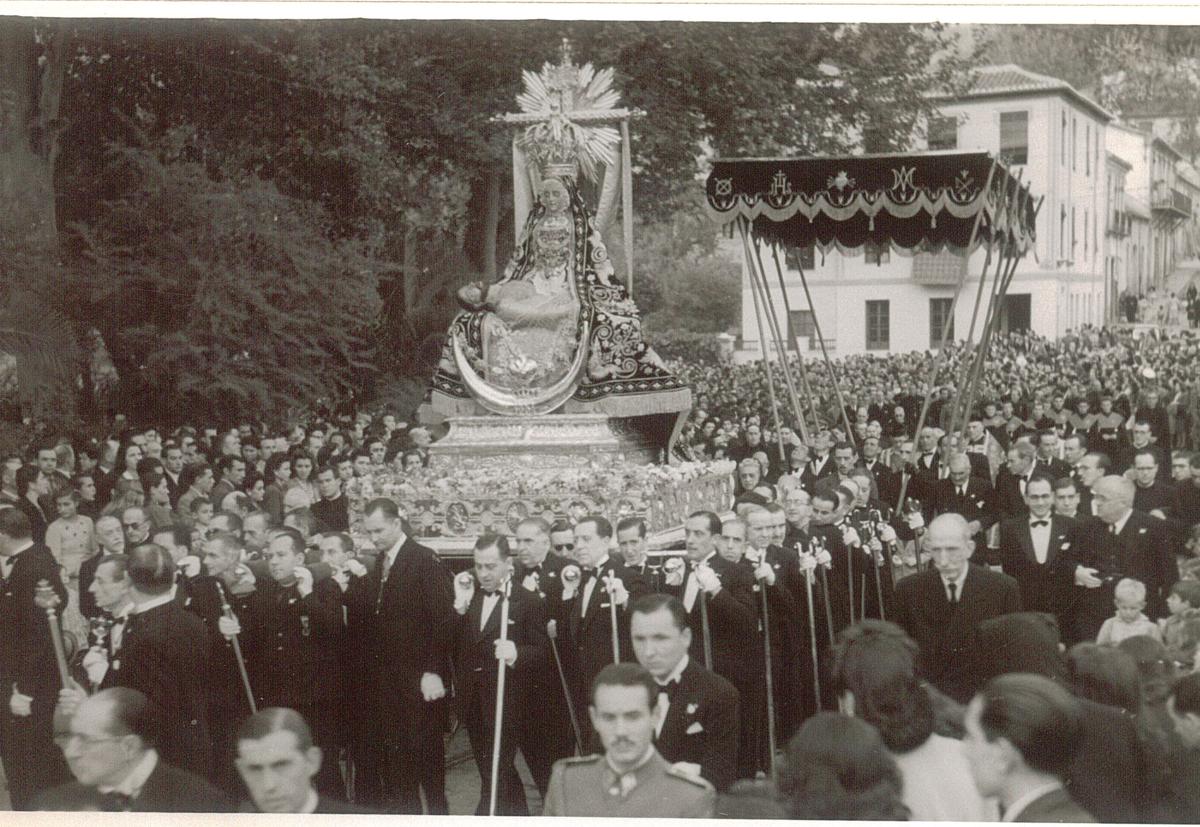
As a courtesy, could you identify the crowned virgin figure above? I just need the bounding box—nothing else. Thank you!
[425,45,690,436]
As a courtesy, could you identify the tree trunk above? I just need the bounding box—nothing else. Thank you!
[482,165,501,281]
[0,20,67,252]
[403,225,420,312]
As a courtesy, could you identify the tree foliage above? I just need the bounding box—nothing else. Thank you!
[0,18,979,422]
[70,145,379,423]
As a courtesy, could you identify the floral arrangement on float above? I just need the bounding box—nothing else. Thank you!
[344,459,735,541]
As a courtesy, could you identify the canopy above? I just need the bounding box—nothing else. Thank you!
[704,150,1037,256]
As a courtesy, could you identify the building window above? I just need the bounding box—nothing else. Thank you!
[1071,206,1076,254]
[929,298,954,348]
[788,310,815,348]
[785,246,816,272]
[865,243,890,265]
[1085,123,1091,176]
[1000,111,1029,166]
[1083,211,1088,261]
[927,116,958,150]
[866,300,890,350]
[1060,206,1067,258]
[1061,111,1067,167]
[1071,117,1077,171]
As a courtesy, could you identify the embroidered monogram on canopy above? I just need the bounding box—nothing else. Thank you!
[705,151,1037,257]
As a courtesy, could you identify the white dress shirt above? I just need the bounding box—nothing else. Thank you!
[1029,513,1052,564]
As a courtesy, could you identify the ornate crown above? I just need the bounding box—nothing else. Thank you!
[512,39,623,183]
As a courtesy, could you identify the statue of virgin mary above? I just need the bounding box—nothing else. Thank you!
[424,43,690,446]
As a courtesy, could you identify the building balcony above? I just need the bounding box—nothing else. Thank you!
[1152,180,1192,218]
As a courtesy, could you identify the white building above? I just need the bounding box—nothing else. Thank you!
[737,65,1114,362]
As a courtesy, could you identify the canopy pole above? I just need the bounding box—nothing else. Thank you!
[751,234,812,445]
[959,246,1023,434]
[956,193,1044,441]
[769,244,822,437]
[946,239,1002,439]
[793,258,856,441]
[894,160,999,513]
[949,169,1023,439]
[740,218,788,466]
[621,118,634,296]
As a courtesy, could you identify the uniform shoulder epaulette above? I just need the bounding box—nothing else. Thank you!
[664,767,714,790]
[561,753,602,765]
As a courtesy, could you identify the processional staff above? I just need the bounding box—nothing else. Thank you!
[546,620,585,756]
[488,576,513,818]
[34,580,71,688]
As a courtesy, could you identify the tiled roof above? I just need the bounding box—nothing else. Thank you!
[936,64,1112,122]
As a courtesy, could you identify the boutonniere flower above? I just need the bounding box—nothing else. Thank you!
[1139,528,1147,534]
[687,703,698,715]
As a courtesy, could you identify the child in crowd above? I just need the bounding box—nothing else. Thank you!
[1160,580,1200,668]
[1097,578,1161,645]
[44,489,95,642]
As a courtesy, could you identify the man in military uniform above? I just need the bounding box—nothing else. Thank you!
[543,662,714,817]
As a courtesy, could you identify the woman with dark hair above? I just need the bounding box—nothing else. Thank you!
[1066,643,1141,713]
[831,620,993,821]
[140,469,175,531]
[777,712,908,821]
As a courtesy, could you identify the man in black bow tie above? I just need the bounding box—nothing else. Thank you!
[561,515,649,723]
[998,476,1078,628]
[629,594,739,791]
[450,535,548,815]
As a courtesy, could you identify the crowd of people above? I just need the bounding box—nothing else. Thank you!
[674,327,1200,461]
[1,320,1200,817]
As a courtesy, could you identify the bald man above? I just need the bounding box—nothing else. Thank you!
[930,453,998,556]
[892,514,1022,703]
[1065,475,1178,643]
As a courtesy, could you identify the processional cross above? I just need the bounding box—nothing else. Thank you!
[494,38,641,291]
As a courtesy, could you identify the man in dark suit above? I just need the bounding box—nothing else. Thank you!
[616,516,664,593]
[561,515,650,722]
[450,534,548,815]
[95,543,212,779]
[510,516,573,790]
[1075,451,1111,518]
[962,674,1095,822]
[742,507,808,757]
[237,707,373,813]
[0,507,70,808]
[1033,431,1072,482]
[310,466,350,533]
[998,477,1077,628]
[1130,448,1175,514]
[861,436,899,507]
[187,531,255,798]
[662,511,757,777]
[892,513,1021,703]
[35,688,231,812]
[348,497,455,813]
[629,594,740,792]
[800,430,836,494]
[238,527,345,800]
[930,453,998,556]
[1065,475,1178,642]
[995,442,1052,522]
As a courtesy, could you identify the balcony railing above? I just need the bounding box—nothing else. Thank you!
[1152,180,1192,217]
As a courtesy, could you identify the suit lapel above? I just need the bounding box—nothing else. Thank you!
[1046,517,1069,566]
[1018,522,1036,564]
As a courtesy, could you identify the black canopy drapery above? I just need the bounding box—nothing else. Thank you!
[704,150,1036,256]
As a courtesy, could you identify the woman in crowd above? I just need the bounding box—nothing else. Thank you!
[777,712,909,821]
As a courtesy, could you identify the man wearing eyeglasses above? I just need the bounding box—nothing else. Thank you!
[549,520,575,559]
[35,688,230,811]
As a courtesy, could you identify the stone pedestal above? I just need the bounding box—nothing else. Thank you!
[426,414,659,470]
